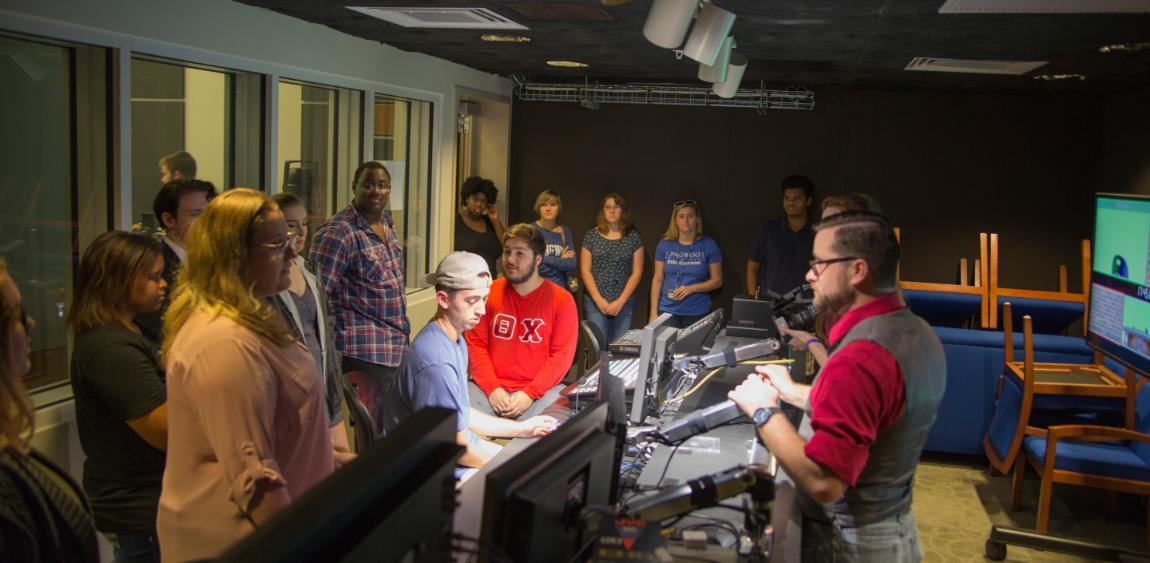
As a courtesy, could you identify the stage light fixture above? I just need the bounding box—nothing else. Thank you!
[643,0,699,49]
[712,51,747,99]
[698,36,734,83]
[683,2,736,66]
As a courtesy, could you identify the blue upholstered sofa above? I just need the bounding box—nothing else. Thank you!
[924,327,1095,455]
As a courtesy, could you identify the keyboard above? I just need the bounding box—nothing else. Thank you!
[607,329,644,355]
[561,357,642,398]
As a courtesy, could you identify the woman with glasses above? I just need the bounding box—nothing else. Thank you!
[158,189,334,561]
[68,231,169,563]
[580,193,644,343]
[0,260,99,562]
[650,200,724,328]
[455,176,505,277]
[269,192,355,468]
[530,189,577,290]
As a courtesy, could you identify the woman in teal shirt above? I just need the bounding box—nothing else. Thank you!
[649,200,724,328]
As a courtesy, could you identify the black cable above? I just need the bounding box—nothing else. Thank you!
[654,442,682,487]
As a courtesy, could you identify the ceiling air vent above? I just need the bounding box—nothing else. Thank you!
[346,7,528,29]
[940,0,1150,14]
[904,57,1047,75]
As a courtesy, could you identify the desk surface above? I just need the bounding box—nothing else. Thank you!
[453,331,781,560]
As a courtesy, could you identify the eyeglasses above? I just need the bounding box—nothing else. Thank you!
[359,180,391,192]
[673,200,697,209]
[251,231,299,254]
[808,256,859,279]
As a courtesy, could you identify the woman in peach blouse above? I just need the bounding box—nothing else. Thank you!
[157,188,334,561]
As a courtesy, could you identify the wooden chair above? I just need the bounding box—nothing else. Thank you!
[985,307,1132,477]
[1013,374,1150,548]
[896,229,990,328]
[989,234,1091,336]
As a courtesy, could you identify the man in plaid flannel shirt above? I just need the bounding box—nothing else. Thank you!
[310,161,409,433]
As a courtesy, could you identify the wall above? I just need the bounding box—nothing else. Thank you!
[1099,84,1150,196]
[508,90,1104,324]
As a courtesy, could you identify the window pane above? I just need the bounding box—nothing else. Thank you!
[0,35,109,392]
[374,95,432,289]
[131,58,261,231]
[279,81,361,258]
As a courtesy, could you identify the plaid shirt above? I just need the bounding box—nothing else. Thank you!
[310,203,409,366]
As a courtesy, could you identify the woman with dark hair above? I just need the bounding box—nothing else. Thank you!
[455,176,505,276]
[530,188,577,290]
[158,188,334,560]
[580,194,644,343]
[0,259,99,562]
[68,231,168,563]
[270,192,354,467]
[649,200,724,328]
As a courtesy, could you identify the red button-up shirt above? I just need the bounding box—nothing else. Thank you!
[804,292,906,486]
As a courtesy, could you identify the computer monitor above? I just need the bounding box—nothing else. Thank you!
[218,408,464,563]
[629,313,678,424]
[480,402,616,562]
[672,308,724,356]
[1087,193,1150,376]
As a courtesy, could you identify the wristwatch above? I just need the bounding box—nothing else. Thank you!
[752,406,782,427]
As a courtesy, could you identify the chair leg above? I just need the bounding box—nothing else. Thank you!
[1010,457,1026,511]
[1036,476,1053,531]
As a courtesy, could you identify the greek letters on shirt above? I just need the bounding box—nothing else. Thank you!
[492,313,546,343]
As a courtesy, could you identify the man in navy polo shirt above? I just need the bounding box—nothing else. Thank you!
[746,174,816,298]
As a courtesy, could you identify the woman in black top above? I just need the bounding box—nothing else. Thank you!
[454,176,505,276]
[68,231,169,563]
[0,258,98,562]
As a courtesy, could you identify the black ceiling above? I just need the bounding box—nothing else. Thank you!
[239,0,1150,96]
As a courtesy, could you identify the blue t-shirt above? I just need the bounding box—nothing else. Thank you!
[654,236,723,316]
[581,229,644,303]
[531,223,576,288]
[381,321,470,435]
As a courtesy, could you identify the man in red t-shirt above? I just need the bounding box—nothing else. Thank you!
[729,211,945,562]
[466,224,578,420]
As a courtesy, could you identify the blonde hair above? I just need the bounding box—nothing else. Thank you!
[162,188,295,359]
[662,201,703,242]
[595,193,633,235]
[0,259,34,451]
[532,189,562,216]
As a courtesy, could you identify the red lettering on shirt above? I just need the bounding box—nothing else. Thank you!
[519,318,545,343]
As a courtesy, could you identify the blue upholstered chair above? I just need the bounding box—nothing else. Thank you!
[899,231,990,329]
[1014,375,1150,549]
[984,308,1129,476]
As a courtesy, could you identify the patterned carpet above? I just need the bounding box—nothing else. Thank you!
[913,455,1145,561]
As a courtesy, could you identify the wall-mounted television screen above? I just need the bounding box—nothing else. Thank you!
[1087,193,1150,376]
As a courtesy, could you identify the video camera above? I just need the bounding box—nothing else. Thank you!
[728,284,818,339]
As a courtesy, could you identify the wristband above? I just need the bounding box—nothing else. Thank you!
[804,337,823,348]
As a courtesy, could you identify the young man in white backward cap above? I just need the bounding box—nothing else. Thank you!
[381,251,558,469]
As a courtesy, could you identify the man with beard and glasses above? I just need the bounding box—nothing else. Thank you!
[466,224,578,421]
[728,211,946,562]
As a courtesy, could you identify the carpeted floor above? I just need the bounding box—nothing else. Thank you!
[913,455,1145,561]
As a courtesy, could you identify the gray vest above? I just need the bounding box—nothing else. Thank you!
[797,307,946,526]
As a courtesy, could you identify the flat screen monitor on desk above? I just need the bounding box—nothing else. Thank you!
[673,308,724,356]
[1088,193,1150,376]
[630,313,678,424]
[480,402,616,563]
[218,408,464,563]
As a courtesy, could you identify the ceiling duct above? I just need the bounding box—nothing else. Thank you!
[940,0,1150,13]
[513,80,812,111]
[904,56,1047,75]
[345,7,528,29]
